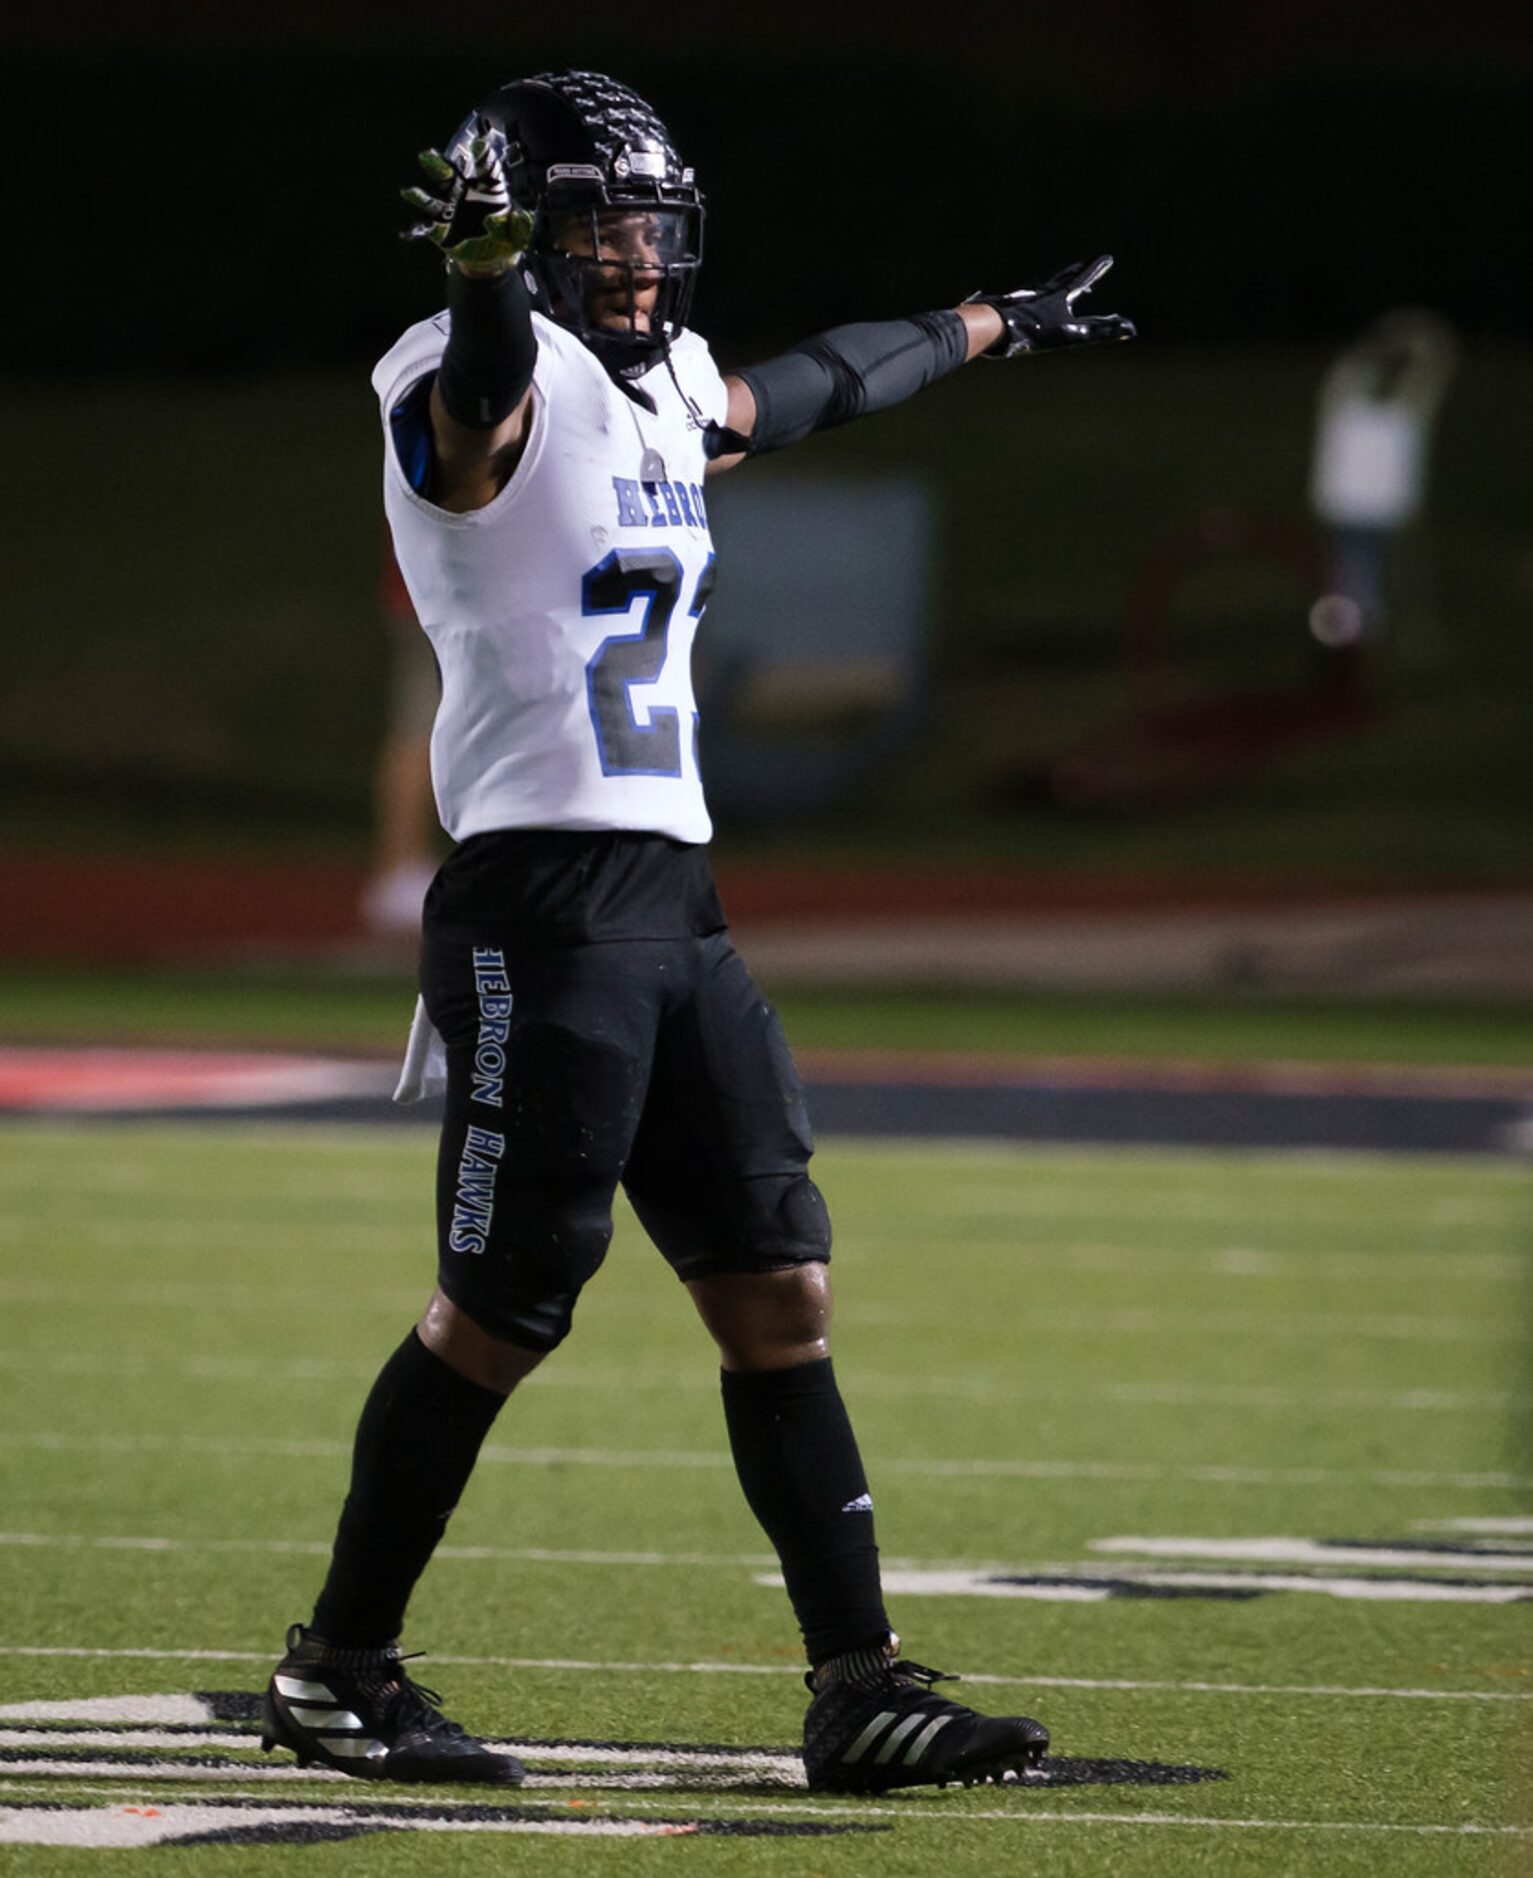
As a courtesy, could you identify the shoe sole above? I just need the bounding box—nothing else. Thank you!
[808,1735,1048,1795]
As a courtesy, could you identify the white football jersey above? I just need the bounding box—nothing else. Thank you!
[373,311,729,844]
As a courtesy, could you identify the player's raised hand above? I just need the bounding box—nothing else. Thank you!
[969,256,1136,356]
[401,123,533,273]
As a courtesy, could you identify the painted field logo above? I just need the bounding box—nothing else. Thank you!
[0,1692,895,1845]
[0,1801,871,1847]
[813,1526,1533,1605]
[0,1688,1225,1842]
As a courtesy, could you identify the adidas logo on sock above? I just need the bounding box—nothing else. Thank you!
[841,1492,874,1513]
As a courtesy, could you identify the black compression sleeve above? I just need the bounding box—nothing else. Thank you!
[732,309,967,455]
[436,265,538,430]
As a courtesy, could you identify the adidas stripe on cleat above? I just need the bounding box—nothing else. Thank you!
[261,1623,523,1786]
[802,1639,1048,1793]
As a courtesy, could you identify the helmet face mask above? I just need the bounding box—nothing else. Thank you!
[535,203,702,370]
[457,70,705,377]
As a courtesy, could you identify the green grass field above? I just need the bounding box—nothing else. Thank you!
[5,963,1533,1069]
[2,1121,1529,1872]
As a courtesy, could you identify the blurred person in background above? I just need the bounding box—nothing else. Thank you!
[1309,308,1458,649]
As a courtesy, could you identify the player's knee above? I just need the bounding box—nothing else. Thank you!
[500,1191,614,1344]
[759,1170,832,1262]
[418,1288,550,1394]
[689,1262,833,1369]
[442,1178,616,1352]
[635,1169,831,1277]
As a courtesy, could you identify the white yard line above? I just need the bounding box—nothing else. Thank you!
[0,1730,804,1777]
[1420,1517,1533,1535]
[1100,1381,1520,1412]
[0,1437,1525,1489]
[0,1645,1527,1703]
[0,1532,770,1566]
[981,1307,1522,1342]
[0,1801,697,1843]
[0,1778,1526,1840]
[0,1761,349,1784]
[369,1798,1533,1840]
[1091,1536,1533,1571]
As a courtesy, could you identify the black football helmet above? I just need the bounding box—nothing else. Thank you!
[447,70,703,378]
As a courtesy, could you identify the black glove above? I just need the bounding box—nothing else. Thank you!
[401,121,532,272]
[968,255,1136,356]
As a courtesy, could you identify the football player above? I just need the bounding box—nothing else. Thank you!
[263,70,1132,1795]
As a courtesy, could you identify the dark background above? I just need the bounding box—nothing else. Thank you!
[7,0,1530,371]
[3,0,1531,882]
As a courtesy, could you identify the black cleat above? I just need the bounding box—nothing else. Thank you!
[261,1623,523,1786]
[803,1638,1048,1793]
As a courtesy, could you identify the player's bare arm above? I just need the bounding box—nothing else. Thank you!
[706,257,1134,474]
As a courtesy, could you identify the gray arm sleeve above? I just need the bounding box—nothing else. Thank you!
[728,309,968,457]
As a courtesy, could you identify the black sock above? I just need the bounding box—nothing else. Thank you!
[720,1357,890,1666]
[311,1329,505,1648]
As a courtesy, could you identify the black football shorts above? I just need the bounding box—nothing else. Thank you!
[419,924,831,1351]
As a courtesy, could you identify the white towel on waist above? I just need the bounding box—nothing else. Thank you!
[393,995,449,1104]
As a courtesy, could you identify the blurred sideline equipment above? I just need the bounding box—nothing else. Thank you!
[359,547,441,937]
[697,477,933,821]
[1308,308,1458,646]
[1042,507,1367,810]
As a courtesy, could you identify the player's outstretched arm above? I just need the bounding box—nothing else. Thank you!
[401,125,538,512]
[708,257,1133,473]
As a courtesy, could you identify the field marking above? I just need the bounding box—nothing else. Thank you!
[0,1646,1527,1703]
[0,1436,1524,1490]
[0,1799,726,1843]
[1422,1517,1533,1535]
[0,1785,1527,1842]
[888,1306,1525,1343]
[861,1568,1530,1605]
[0,1723,803,1779]
[0,1697,212,1723]
[8,1529,1533,1599]
[1098,1381,1521,1413]
[0,1749,806,1790]
[359,1800,1533,1841]
[0,1533,775,1567]
[0,1348,1520,1415]
[1091,1536,1533,1572]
